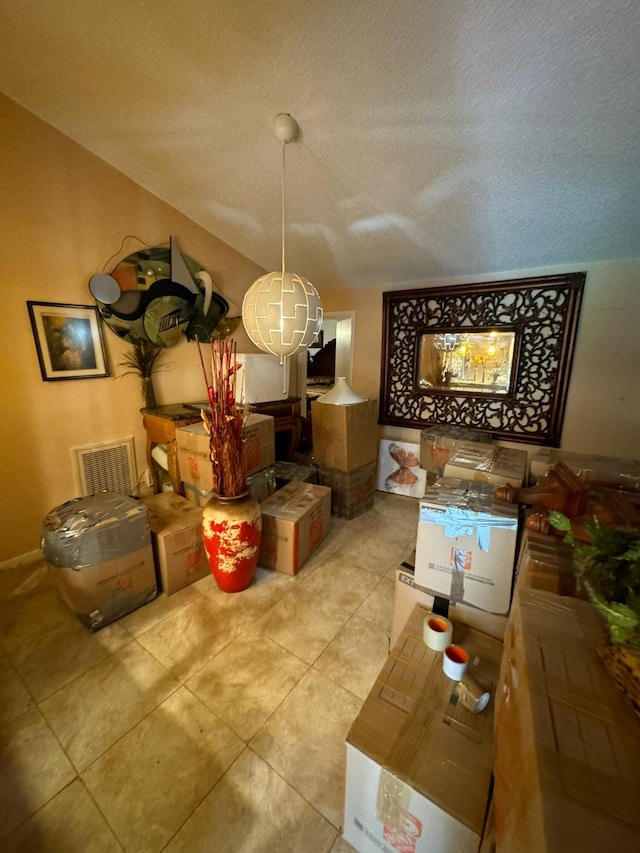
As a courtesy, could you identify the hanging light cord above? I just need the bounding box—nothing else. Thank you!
[281,140,287,276]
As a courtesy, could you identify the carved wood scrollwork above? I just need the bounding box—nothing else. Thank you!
[380,273,585,445]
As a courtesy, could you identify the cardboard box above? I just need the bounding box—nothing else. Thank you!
[414,479,520,615]
[391,561,508,648]
[444,444,528,488]
[259,481,332,574]
[273,460,319,489]
[515,527,578,596]
[247,466,277,503]
[141,493,209,594]
[183,482,213,508]
[494,588,640,852]
[419,426,491,481]
[41,493,156,631]
[50,546,156,631]
[176,413,276,492]
[319,461,376,519]
[529,447,640,492]
[311,398,378,472]
[235,353,290,404]
[344,604,502,853]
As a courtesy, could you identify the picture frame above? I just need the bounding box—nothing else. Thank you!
[379,272,585,446]
[376,439,427,499]
[27,301,110,381]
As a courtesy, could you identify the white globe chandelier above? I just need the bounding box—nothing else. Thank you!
[242,114,323,366]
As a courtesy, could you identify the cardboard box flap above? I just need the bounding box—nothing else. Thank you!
[348,605,502,836]
[504,590,640,834]
[444,445,528,486]
[420,479,519,519]
[143,492,203,534]
[260,480,331,520]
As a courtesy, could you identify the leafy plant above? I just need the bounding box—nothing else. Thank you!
[549,511,640,648]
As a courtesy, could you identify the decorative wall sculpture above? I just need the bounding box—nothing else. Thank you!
[379,273,585,445]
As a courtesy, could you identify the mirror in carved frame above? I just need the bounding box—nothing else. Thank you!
[380,272,586,445]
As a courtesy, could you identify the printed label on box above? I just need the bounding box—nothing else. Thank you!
[383,811,422,853]
[451,548,472,572]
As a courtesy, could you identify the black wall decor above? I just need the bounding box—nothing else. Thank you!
[379,272,586,445]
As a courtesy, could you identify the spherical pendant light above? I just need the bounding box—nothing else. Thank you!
[242,270,322,360]
[242,114,323,364]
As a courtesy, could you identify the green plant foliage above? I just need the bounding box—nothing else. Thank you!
[549,511,640,648]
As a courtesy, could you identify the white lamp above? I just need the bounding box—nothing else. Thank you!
[242,114,323,365]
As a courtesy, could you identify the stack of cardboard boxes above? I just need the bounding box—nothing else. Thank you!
[175,413,277,507]
[494,526,640,852]
[312,397,379,519]
[348,435,640,852]
[392,432,528,647]
[346,427,529,853]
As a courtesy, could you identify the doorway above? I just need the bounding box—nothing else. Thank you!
[297,311,355,416]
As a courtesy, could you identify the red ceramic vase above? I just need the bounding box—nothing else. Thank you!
[201,491,262,592]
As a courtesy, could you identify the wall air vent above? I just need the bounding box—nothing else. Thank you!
[71,437,137,497]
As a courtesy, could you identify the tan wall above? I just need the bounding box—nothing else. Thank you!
[322,258,640,459]
[0,94,265,563]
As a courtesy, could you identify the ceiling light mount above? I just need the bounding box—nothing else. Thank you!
[273,113,299,144]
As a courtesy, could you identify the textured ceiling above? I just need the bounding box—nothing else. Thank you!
[1,0,639,290]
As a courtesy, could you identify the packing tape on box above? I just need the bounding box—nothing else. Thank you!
[423,613,453,650]
[455,673,491,713]
[443,644,469,680]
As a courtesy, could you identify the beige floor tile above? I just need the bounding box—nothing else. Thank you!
[0,650,33,727]
[314,615,389,700]
[40,641,180,771]
[0,579,133,702]
[7,616,132,703]
[118,584,201,637]
[331,834,357,852]
[0,560,50,601]
[187,634,308,740]
[0,708,76,842]
[253,583,351,664]
[0,586,78,654]
[2,778,122,852]
[136,592,244,681]
[301,555,381,613]
[82,687,244,853]
[330,517,412,577]
[251,668,362,829]
[386,562,400,580]
[195,566,297,623]
[355,576,395,634]
[165,747,336,853]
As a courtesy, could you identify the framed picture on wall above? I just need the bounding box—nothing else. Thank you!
[27,301,110,381]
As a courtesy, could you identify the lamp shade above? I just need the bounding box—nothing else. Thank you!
[315,377,367,405]
[242,270,323,361]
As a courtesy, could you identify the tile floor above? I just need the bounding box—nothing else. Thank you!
[0,492,418,852]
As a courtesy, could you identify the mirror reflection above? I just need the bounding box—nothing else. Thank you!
[419,330,516,394]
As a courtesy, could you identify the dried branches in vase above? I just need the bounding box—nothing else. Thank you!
[119,340,167,409]
[197,338,248,498]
